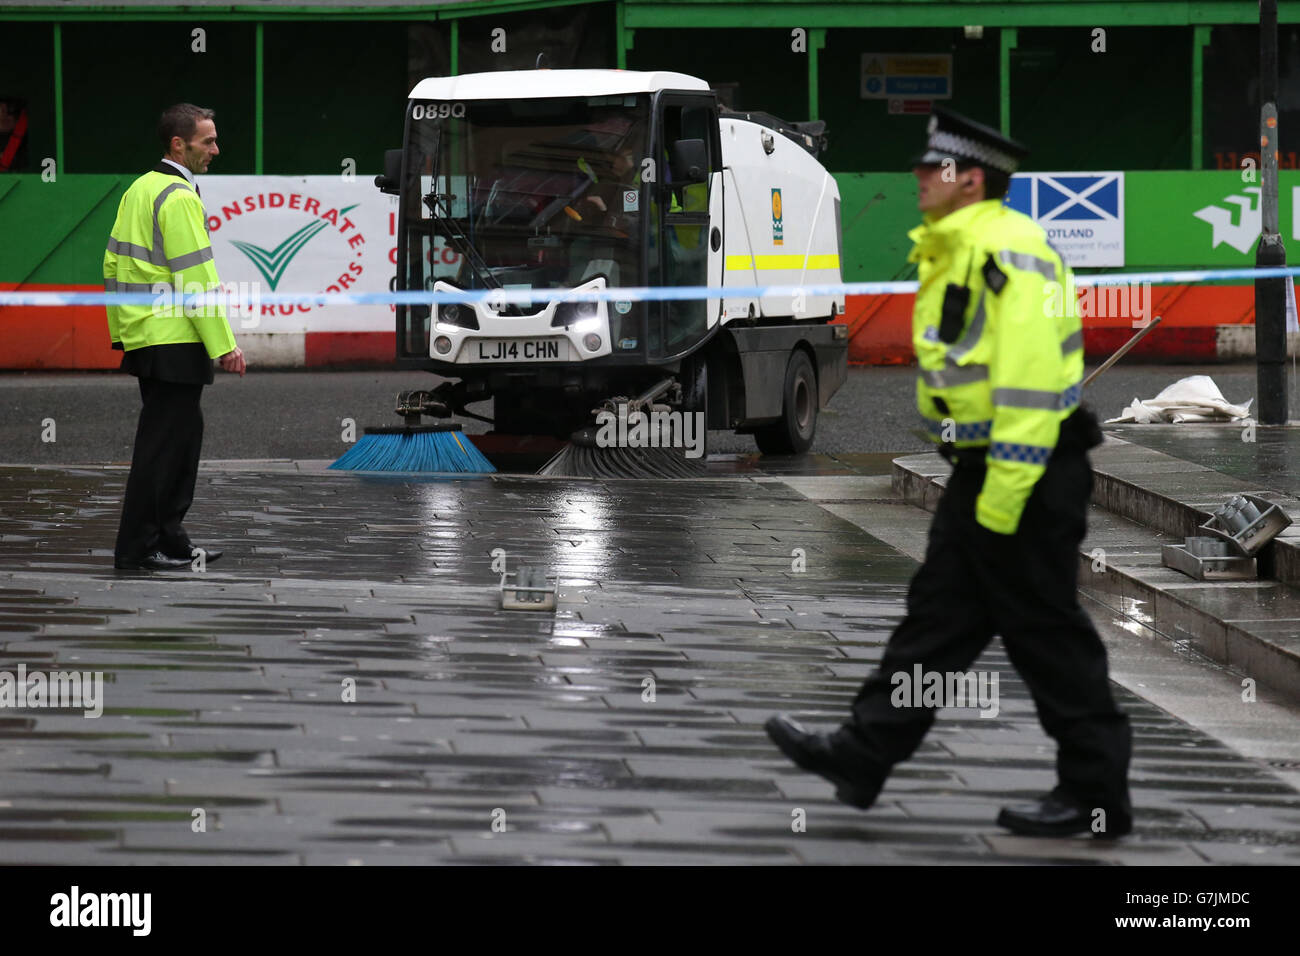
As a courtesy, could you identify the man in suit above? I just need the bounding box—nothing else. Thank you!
[105,103,246,571]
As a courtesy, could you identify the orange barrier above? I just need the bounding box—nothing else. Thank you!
[844,283,1263,365]
[0,283,121,370]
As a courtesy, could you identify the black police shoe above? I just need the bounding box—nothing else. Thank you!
[997,790,1132,839]
[114,551,193,571]
[764,714,880,810]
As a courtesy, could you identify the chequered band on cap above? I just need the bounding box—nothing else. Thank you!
[928,130,1019,173]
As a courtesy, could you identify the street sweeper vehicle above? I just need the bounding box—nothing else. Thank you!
[368,68,848,472]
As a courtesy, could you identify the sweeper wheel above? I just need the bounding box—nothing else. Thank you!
[754,349,817,455]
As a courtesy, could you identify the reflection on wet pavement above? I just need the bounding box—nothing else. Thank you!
[0,465,1297,864]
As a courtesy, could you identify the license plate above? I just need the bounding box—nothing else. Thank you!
[465,338,568,362]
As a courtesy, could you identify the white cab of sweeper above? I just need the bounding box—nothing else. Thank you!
[719,117,845,325]
[381,69,849,454]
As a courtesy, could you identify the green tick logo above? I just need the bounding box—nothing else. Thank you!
[230,203,359,289]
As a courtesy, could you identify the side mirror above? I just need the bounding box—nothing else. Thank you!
[374,149,402,194]
[669,138,708,184]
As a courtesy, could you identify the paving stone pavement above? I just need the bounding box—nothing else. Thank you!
[1,464,1298,865]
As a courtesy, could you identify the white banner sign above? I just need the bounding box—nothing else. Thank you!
[199,175,455,332]
[1005,171,1125,268]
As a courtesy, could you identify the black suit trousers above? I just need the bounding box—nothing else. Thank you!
[834,446,1133,820]
[114,377,205,561]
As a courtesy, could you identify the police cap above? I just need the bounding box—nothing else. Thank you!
[913,107,1029,174]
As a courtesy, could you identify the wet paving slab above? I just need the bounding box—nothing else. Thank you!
[0,464,1298,864]
[1107,424,1300,498]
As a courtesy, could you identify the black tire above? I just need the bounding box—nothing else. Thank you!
[754,349,817,456]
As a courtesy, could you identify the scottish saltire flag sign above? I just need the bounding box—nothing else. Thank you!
[1005,172,1125,267]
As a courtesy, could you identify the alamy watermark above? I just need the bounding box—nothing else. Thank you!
[1044,278,1153,327]
[150,280,263,327]
[0,663,103,718]
[890,664,999,718]
[594,403,705,459]
[50,886,150,936]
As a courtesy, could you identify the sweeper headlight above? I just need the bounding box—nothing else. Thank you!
[433,335,453,355]
[437,302,479,331]
[551,299,600,329]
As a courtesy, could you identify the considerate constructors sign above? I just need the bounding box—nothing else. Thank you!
[199,175,460,332]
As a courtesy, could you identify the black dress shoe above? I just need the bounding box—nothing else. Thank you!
[166,546,223,565]
[114,551,193,571]
[997,790,1132,839]
[764,714,880,809]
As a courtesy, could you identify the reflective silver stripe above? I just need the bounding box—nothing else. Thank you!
[167,246,214,271]
[993,380,1084,412]
[946,289,986,362]
[993,387,1065,410]
[152,181,193,266]
[920,363,989,387]
[1061,329,1083,355]
[109,280,166,294]
[998,249,1057,281]
[106,236,167,267]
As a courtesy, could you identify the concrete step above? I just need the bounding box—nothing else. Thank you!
[891,444,1300,701]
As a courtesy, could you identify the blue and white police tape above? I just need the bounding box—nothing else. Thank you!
[4,265,1300,309]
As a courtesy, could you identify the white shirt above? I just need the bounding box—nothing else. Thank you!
[160,158,196,189]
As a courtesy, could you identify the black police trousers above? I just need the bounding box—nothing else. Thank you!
[114,378,204,562]
[834,442,1133,821]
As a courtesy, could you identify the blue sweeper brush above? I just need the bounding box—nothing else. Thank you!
[329,423,496,473]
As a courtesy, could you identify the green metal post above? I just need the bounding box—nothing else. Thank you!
[1191,25,1211,170]
[808,28,826,121]
[53,22,65,173]
[999,27,1016,137]
[616,0,625,69]
[255,22,264,174]
[451,18,459,75]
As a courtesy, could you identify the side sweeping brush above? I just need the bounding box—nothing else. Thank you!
[538,378,708,479]
[329,423,496,473]
[538,426,705,478]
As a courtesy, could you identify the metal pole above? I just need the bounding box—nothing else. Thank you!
[1191,25,1210,170]
[1083,316,1164,389]
[254,22,264,175]
[1256,0,1287,423]
[808,29,826,122]
[999,27,1016,137]
[53,23,64,174]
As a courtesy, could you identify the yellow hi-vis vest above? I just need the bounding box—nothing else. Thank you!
[103,169,236,358]
[909,198,1085,535]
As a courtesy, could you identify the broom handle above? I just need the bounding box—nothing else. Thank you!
[1082,315,1163,389]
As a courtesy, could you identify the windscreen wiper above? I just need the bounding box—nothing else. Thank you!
[421,123,502,292]
[424,194,502,292]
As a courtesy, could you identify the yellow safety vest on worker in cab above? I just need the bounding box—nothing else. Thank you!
[909,198,1085,535]
[103,170,235,358]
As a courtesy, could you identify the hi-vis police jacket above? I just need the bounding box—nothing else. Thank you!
[909,198,1084,536]
[103,168,236,359]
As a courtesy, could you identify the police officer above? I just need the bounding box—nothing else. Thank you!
[766,108,1133,838]
[106,103,245,571]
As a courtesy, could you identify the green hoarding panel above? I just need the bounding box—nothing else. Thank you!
[832,172,920,282]
[0,175,126,285]
[1125,170,1289,270]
